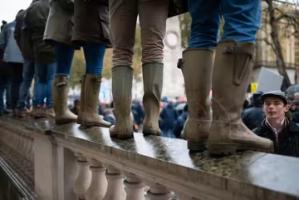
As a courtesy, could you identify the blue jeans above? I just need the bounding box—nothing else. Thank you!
[55,42,105,76]
[17,60,35,109]
[188,0,261,48]
[83,42,105,76]
[33,62,57,108]
[55,43,74,76]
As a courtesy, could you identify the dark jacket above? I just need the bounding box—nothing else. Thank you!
[15,10,34,61]
[242,106,265,130]
[254,120,299,157]
[25,0,55,64]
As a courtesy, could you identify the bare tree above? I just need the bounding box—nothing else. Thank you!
[263,0,299,89]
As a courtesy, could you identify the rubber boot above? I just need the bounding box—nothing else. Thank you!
[142,62,163,136]
[110,66,134,139]
[53,75,77,124]
[79,74,111,127]
[207,41,273,155]
[181,49,214,152]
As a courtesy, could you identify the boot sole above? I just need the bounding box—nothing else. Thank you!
[110,131,134,139]
[188,141,207,153]
[143,129,160,136]
[81,121,111,128]
[55,118,77,125]
[110,133,134,140]
[110,126,134,140]
[208,143,273,156]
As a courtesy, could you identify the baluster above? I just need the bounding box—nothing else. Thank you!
[147,183,171,200]
[73,154,92,200]
[103,167,125,200]
[124,173,145,200]
[85,159,107,200]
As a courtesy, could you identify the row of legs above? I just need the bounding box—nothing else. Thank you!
[53,41,273,156]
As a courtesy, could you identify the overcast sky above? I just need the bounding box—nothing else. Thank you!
[0,0,32,23]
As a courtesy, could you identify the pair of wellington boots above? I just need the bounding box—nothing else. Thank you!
[53,74,111,127]
[182,41,273,155]
[110,63,163,139]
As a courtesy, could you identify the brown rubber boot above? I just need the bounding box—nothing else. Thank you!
[53,75,77,124]
[142,63,163,136]
[77,75,85,124]
[109,66,134,139]
[181,49,214,152]
[207,41,273,155]
[79,74,111,128]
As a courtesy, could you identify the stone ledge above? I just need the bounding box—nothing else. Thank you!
[1,117,299,200]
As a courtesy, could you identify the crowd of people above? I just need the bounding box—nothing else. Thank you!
[0,0,298,157]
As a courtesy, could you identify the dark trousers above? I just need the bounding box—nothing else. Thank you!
[7,62,23,110]
[0,61,11,112]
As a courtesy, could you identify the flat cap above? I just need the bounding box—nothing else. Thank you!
[261,90,287,104]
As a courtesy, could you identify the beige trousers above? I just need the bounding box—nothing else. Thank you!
[110,0,169,66]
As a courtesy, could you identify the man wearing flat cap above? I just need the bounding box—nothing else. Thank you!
[254,90,299,157]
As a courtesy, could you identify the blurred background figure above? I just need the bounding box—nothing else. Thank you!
[0,20,24,117]
[242,91,265,130]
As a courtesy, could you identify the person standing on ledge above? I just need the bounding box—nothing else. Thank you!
[254,91,299,157]
[180,0,273,154]
[44,0,111,127]
[109,0,169,139]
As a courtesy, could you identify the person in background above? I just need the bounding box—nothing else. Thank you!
[242,91,265,130]
[70,99,80,115]
[254,91,299,157]
[289,92,299,123]
[0,20,24,117]
[160,101,178,138]
[1,21,7,31]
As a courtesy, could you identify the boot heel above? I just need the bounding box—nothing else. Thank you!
[208,144,237,156]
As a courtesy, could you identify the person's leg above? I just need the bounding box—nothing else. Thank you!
[109,0,137,138]
[138,0,168,136]
[79,42,110,127]
[221,0,261,42]
[17,60,34,115]
[45,62,57,109]
[53,43,77,124]
[55,43,74,76]
[83,42,105,76]
[110,0,137,67]
[5,65,12,111]
[0,62,6,115]
[32,63,46,118]
[9,63,23,116]
[207,0,273,155]
[180,0,221,152]
[188,0,221,48]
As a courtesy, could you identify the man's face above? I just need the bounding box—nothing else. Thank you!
[263,97,288,120]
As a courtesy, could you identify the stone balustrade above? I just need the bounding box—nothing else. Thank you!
[0,117,299,200]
